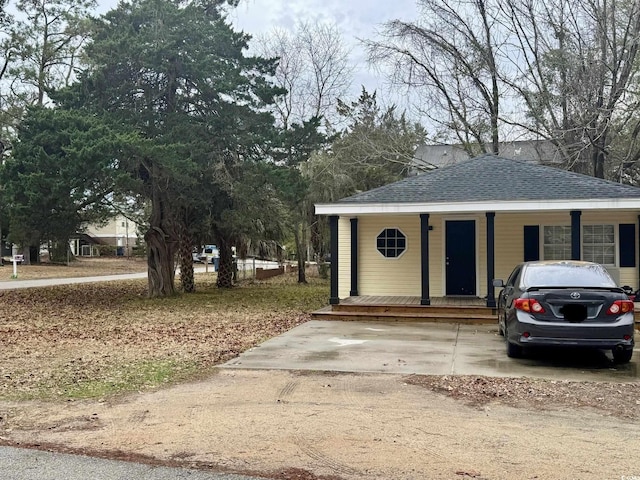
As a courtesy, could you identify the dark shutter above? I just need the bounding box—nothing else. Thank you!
[524,225,540,261]
[619,224,636,268]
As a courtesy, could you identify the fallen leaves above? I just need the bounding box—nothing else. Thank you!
[0,272,329,400]
[405,374,640,419]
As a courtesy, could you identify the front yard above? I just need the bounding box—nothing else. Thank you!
[1,259,638,418]
[0,271,328,400]
[1,261,639,480]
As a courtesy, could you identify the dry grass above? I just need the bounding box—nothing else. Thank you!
[0,270,329,400]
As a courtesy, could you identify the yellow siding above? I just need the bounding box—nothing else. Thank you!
[338,211,640,298]
[494,213,527,283]
[494,211,640,288]
[358,216,421,296]
[355,214,487,297]
[429,215,444,297]
[337,217,351,299]
[620,269,637,289]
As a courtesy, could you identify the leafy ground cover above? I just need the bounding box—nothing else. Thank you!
[0,270,328,400]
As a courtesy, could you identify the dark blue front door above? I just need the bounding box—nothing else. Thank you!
[445,220,476,296]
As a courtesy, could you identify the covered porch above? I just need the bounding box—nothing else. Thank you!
[315,156,640,321]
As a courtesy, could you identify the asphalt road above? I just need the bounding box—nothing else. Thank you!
[0,447,267,480]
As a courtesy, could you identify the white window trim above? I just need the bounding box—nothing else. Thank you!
[375,227,408,260]
[540,223,619,266]
[541,224,572,261]
[581,223,617,267]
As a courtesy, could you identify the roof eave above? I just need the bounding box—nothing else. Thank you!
[315,198,640,215]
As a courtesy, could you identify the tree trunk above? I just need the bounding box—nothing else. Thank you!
[21,246,31,265]
[216,235,234,288]
[294,224,307,284]
[178,228,195,293]
[29,245,39,264]
[593,149,606,179]
[145,225,176,297]
[145,161,177,297]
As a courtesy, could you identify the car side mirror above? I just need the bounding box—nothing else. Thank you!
[492,279,504,288]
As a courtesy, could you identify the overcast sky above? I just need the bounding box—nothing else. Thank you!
[95,0,421,111]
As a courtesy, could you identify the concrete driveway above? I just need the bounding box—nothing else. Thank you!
[223,320,639,382]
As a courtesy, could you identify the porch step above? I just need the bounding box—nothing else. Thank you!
[311,306,497,325]
[331,303,493,317]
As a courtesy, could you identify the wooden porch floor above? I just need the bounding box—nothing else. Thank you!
[312,296,496,324]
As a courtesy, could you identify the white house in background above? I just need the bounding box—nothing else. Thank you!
[70,215,139,257]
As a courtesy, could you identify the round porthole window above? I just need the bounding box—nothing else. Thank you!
[376,228,407,258]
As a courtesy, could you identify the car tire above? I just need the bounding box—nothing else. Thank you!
[504,323,522,358]
[612,348,633,364]
[506,340,523,358]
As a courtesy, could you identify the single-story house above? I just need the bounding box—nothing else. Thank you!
[315,155,640,309]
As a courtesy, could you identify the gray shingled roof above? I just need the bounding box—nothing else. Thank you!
[339,154,640,204]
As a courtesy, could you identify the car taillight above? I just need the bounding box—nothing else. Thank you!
[514,298,546,314]
[607,300,634,315]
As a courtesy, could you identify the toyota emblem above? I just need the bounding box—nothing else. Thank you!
[570,292,581,299]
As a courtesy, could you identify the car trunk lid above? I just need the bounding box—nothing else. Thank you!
[525,288,623,323]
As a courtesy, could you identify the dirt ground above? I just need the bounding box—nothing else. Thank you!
[1,260,639,479]
[1,369,639,480]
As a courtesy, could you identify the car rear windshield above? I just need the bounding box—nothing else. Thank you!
[522,264,617,288]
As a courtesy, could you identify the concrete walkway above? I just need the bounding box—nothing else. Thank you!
[0,267,210,290]
[0,272,149,290]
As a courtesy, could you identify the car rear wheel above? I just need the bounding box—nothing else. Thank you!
[504,323,522,358]
[612,348,633,364]
[506,340,523,358]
